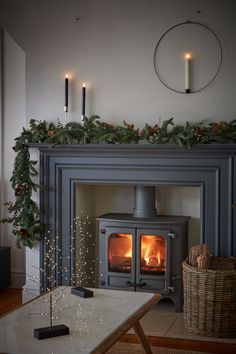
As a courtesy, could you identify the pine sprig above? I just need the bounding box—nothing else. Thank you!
[2,142,44,248]
[171,122,202,148]
[0,116,236,248]
[142,118,174,144]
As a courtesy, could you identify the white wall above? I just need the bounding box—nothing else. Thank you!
[0,0,235,125]
[0,31,26,287]
[157,186,200,248]
[0,0,235,286]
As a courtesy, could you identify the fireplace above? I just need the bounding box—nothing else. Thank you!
[97,186,189,312]
[23,143,236,304]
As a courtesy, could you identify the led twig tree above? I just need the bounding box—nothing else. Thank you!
[74,212,97,288]
[25,212,97,339]
[33,235,70,339]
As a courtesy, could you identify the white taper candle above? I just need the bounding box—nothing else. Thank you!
[185,53,191,93]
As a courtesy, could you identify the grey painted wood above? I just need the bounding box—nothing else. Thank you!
[35,144,236,290]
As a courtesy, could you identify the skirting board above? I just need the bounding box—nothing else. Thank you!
[11,271,25,289]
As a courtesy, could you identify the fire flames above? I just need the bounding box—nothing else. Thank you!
[141,235,165,268]
[108,233,166,273]
[108,233,132,260]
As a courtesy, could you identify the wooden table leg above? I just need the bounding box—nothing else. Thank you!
[133,320,153,354]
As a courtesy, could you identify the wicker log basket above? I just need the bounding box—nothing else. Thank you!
[183,244,236,338]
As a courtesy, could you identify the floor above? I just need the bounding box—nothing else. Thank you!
[0,288,22,316]
[135,298,236,345]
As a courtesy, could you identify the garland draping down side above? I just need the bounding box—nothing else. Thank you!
[1,116,236,248]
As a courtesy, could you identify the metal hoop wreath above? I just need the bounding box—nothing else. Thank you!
[153,21,223,94]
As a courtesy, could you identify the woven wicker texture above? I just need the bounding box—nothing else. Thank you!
[183,260,236,338]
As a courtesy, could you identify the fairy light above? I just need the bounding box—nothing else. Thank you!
[23,211,100,329]
[23,232,75,322]
[73,212,97,287]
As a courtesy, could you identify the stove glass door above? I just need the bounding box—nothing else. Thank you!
[140,234,166,275]
[108,232,133,273]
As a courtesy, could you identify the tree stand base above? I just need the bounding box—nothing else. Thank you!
[34,324,69,339]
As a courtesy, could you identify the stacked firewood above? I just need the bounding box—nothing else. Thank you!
[188,244,236,270]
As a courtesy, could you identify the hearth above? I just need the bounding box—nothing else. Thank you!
[23,144,236,305]
[97,186,190,312]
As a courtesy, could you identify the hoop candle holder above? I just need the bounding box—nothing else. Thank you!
[153,21,223,94]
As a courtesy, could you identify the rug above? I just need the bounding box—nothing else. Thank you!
[107,342,209,354]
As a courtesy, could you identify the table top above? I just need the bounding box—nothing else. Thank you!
[0,287,160,354]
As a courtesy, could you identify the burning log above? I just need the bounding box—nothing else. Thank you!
[110,256,132,266]
[148,256,159,266]
[141,258,147,267]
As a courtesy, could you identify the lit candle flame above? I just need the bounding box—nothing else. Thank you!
[185,53,191,60]
[83,82,86,87]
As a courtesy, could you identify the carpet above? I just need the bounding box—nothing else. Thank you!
[107,342,209,354]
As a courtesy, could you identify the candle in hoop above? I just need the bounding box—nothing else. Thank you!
[185,53,191,93]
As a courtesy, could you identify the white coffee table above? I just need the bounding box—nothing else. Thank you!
[0,287,160,354]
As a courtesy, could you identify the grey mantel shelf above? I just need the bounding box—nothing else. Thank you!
[29,142,236,153]
[35,142,236,289]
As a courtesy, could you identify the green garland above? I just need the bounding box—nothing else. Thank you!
[0,115,236,248]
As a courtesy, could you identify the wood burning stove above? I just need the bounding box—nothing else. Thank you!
[97,186,190,312]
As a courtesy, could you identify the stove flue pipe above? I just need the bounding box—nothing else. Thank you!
[133,186,157,218]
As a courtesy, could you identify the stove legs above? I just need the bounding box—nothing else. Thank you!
[170,292,183,313]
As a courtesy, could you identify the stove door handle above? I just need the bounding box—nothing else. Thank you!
[125,281,136,287]
[139,282,147,288]
[125,281,147,288]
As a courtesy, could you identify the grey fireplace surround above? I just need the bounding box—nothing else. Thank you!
[35,143,236,290]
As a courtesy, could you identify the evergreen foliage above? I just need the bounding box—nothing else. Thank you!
[1,116,236,248]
